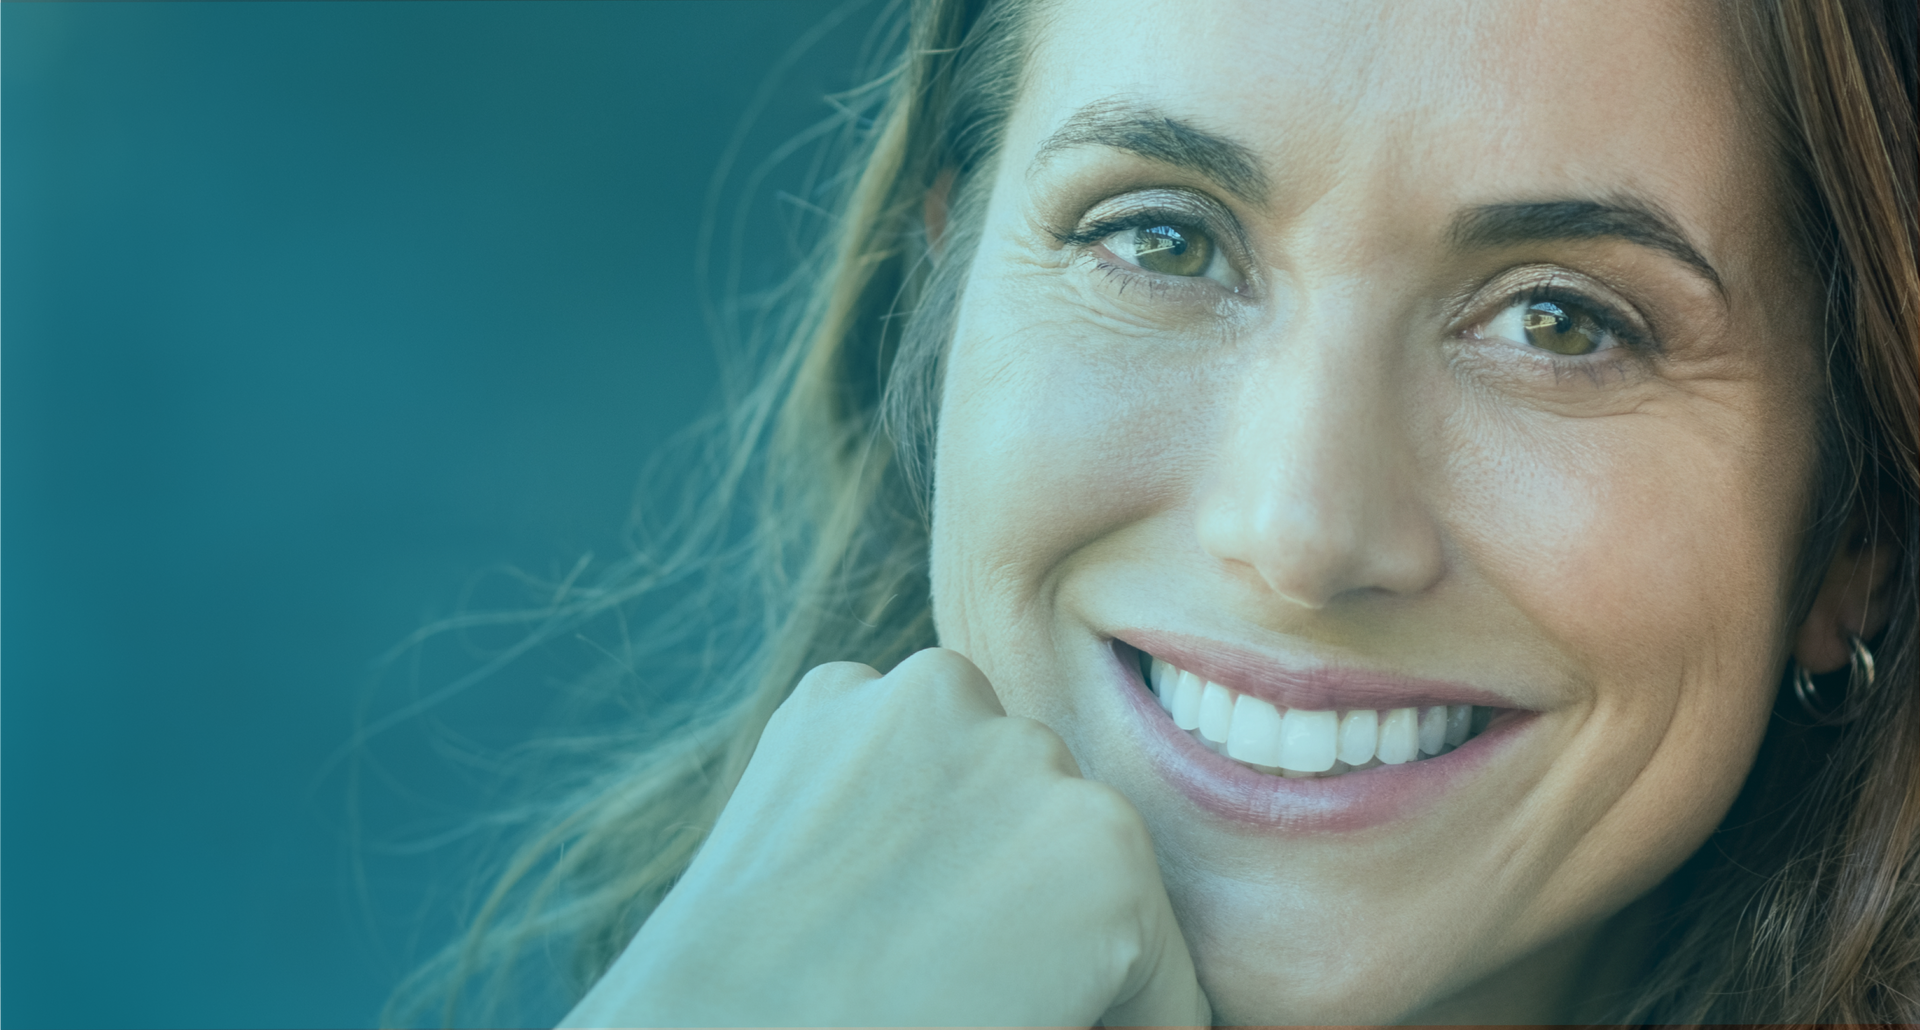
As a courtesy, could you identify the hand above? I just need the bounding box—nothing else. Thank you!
[560,647,1211,1028]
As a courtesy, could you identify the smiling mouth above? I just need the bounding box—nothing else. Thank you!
[1137,649,1496,779]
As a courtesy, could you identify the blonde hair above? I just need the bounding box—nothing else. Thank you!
[387,0,1916,1023]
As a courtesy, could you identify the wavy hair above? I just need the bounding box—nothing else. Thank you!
[386,0,1916,1024]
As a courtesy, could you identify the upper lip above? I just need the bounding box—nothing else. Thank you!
[1114,628,1529,713]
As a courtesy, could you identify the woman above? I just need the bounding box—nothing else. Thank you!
[400,0,1917,1024]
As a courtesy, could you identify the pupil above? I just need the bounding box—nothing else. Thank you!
[1132,224,1211,277]
[1144,226,1187,255]
[1519,300,1599,356]
[1523,301,1571,334]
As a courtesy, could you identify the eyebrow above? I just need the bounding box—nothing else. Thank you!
[1033,99,1726,296]
[1030,98,1271,205]
[1448,200,1726,296]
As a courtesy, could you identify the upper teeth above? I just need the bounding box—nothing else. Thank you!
[1148,656,1481,777]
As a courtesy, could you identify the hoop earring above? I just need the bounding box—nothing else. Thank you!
[1791,660,1826,719]
[1848,633,1876,690]
[1790,634,1875,723]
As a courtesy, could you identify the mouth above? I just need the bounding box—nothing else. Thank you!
[1137,648,1494,779]
[1106,632,1533,831]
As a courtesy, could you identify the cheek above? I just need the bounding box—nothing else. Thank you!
[1443,395,1806,874]
[929,311,1218,665]
[1449,409,1797,688]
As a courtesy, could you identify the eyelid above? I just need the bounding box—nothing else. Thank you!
[1053,187,1254,276]
[1461,266,1660,354]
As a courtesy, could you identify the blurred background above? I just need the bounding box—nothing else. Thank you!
[4,2,875,1025]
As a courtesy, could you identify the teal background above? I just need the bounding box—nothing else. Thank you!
[3,2,870,1025]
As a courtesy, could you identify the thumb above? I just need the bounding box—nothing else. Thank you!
[1098,892,1211,1029]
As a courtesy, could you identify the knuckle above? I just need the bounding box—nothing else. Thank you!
[892,647,989,692]
[779,661,882,722]
[884,647,1002,714]
[897,645,982,680]
[793,660,882,698]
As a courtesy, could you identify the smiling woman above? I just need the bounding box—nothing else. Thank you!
[398,0,1916,1025]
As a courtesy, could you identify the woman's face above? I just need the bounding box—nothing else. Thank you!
[929,0,1822,1022]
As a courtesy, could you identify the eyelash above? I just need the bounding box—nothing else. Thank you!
[1054,202,1660,381]
[1517,286,1648,347]
[1470,282,1660,383]
[1055,212,1190,249]
[1053,206,1246,296]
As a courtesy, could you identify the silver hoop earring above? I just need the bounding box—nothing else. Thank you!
[1791,660,1825,718]
[1790,635,1875,723]
[1848,633,1876,690]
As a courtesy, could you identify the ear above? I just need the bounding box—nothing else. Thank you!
[1793,506,1899,673]
[924,167,956,254]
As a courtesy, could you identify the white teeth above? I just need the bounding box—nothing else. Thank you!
[1225,694,1284,766]
[1144,655,1489,778]
[1376,707,1420,764]
[1170,670,1203,731]
[1279,708,1338,772]
[1151,658,1175,713]
[1417,705,1448,756]
[1198,681,1235,743]
[1336,708,1379,766]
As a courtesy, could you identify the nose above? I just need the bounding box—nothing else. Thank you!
[1194,287,1445,609]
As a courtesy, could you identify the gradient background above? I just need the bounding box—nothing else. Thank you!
[4,2,873,1025]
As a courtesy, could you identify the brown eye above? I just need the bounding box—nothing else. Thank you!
[1519,300,1604,356]
[1131,224,1213,277]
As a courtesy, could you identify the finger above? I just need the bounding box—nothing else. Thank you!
[1098,891,1212,1029]
[771,660,881,728]
[791,659,884,700]
[888,646,1008,718]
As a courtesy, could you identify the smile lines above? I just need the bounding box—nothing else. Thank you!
[1145,654,1491,778]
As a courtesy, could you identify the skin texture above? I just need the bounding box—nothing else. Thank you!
[564,651,1210,1028]
[932,0,1845,1023]
[565,1,1896,1025]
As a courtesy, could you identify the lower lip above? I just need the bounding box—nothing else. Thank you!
[1102,641,1532,833]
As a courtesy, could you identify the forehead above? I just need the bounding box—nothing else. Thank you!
[1016,0,1768,256]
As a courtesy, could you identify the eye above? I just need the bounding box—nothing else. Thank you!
[1117,224,1213,276]
[1098,222,1239,287]
[1482,296,1624,356]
